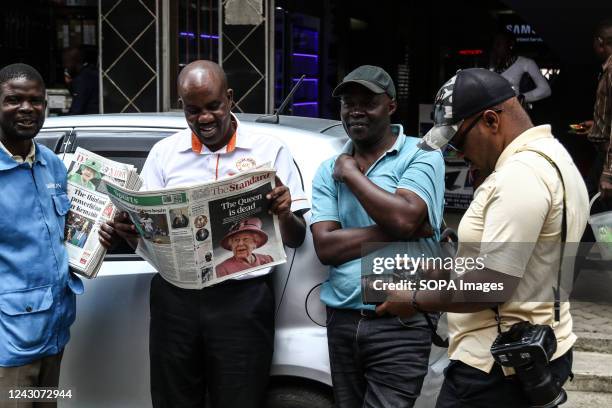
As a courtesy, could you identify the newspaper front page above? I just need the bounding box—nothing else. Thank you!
[101,167,286,289]
[63,147,141,278]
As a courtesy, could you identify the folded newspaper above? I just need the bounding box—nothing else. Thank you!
[63,147,142,278]
[100,167,286,289]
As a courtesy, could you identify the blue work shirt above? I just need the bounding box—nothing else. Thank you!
[311,131,445,310]
[0,142,83,367]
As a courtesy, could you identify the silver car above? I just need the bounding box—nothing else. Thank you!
[38,113,449,408]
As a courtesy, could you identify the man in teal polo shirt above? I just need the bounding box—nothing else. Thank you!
[311,65,445,408]
[0,63,83,405]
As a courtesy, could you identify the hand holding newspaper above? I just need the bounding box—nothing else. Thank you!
[63,147,142,278]
[100,166,286,289]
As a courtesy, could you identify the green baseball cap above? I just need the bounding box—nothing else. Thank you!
[332,65,396,99]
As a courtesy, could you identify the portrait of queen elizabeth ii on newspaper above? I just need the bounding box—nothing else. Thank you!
[215,217,274,278]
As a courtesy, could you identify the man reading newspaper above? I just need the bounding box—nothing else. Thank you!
[99,60,308,408]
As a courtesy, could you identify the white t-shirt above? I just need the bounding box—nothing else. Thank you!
[500,56,551,103]
[138,114,309,287]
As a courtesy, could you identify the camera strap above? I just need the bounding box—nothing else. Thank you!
[494,148,567,332]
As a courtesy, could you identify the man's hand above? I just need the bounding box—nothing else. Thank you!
[577,120,594,135]
[98,221,118,250]
[333,154,362,182]
[267,176,292,220]
[376,297,417,318]
[99,211,140,250]
[600,176,612,199]
[267,176,306,248]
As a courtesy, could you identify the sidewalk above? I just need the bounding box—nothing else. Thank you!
[572,301,612,353]
[567,301,612,398]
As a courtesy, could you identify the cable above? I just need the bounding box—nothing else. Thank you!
[305,282,325,327]
[275,246,298,317]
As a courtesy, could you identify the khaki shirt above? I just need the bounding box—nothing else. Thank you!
[448,125,589,373]
[0,140,36,165]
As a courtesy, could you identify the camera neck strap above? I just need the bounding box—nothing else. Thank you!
[494,148,567,334]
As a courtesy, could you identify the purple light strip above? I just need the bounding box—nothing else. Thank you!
[292,53,319,58]
[292,102,318,106]
[292,78,318,82]
[179,32,219,40]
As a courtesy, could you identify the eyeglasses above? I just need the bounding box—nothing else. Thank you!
[447,108,504,153]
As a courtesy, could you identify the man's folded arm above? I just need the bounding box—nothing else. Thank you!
[342,170,430,240]
[311,221,395,266]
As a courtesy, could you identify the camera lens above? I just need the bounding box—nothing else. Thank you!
[516,364,567,408]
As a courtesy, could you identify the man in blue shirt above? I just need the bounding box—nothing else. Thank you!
[311,65,445,408]
[0,63,82,404]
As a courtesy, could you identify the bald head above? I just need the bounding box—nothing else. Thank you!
[177,60,228,97]
[177,60,235,152]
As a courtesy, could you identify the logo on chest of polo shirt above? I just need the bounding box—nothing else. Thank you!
[236,157,257,171]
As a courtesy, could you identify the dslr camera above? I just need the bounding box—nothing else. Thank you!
[490,321,567,408]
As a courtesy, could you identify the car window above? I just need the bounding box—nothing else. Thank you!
[72,129,177,172]
[37,130,72,151]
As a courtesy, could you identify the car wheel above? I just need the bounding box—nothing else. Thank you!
[265,384,333,408]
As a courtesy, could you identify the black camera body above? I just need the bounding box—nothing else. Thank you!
[491,321,567,408]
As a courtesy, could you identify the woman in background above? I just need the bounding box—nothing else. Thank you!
[490,31,551,105]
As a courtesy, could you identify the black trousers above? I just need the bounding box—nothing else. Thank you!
[326,307,434,408]
[149,274,275,408]
[436,350,573,408]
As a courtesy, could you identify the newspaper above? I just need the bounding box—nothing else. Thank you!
[63,147,142,278]
[100,167,286,289]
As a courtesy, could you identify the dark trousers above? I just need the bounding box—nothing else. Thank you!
[436,350,573,408]
[149,274,275,408]
[326,307,433,408]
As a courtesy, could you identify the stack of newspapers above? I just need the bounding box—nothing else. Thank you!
[63,147,142,278]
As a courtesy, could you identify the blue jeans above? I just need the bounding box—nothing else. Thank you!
[326,307,434,408]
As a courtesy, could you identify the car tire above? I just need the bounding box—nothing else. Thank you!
[265,384,333,408]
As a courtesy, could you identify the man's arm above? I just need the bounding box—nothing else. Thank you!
[379,159,549,317]
[595,57,612,199]
[311,221,400,266]
[333,154,429,240]
[377,268,520,317]
[599,67,612,198]
[267,176,306,248]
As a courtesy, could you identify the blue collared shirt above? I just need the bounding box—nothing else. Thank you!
[311,131,445,310]
[0,142,83,367]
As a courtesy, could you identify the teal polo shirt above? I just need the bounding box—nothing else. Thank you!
[311,130,445,310]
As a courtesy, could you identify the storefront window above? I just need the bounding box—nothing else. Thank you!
[1,0,98,115]
[170,0,219,109]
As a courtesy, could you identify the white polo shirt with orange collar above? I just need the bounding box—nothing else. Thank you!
[139,113,309,284]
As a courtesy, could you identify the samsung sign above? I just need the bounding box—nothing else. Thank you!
[505,24,543,43]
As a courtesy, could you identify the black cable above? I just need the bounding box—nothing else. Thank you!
[305,282,325,327]
[275,246,298,317]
